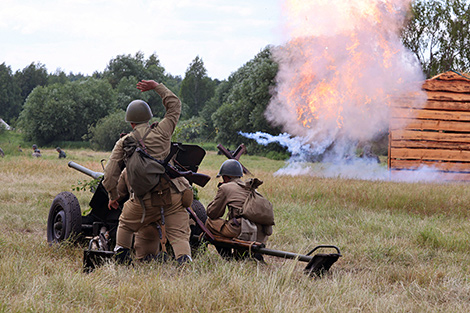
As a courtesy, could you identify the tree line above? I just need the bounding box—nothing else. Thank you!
[1,0,469,155]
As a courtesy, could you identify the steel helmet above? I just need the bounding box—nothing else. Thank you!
[217,159,243,178]
[125,100,152,123]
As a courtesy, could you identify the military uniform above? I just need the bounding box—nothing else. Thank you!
[56,148,66,158]
[103,84,192,260]
[206,178,273,243]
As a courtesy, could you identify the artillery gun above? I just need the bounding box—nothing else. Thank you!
[47,143,209,270]
[47,143,341,276]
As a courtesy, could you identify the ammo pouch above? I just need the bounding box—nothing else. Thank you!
[181,188,194,208]
[237,218,257,241]
[151,177,172,207]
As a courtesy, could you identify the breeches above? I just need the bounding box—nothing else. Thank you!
[206,218,272,244]
[116,191,191,259]
[205,218,241,239]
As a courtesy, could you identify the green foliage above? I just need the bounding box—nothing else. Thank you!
[103,51,178,119]
[115,76,143,111]
[87,110,131,151]
[18,79,117,145]
[212,47,281,147]
[264,149,290,160]
[162,74,183,95]
[172,116,206,142]
[72,178,101,193]
[13,62,48,103]
[47,69,69,85]
[104,51,147,88]
[143,53,168,118]
[0,63,22,124]
[179,56,216,119]
[199,81,230,140]
[0,129,28,156]
[402,0,470,77]
[144,53,166,83]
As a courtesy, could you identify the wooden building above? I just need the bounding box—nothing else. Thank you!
[388,71,470,181]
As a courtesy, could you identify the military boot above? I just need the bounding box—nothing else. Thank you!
[115,248,132,265]
[176,254,192,265]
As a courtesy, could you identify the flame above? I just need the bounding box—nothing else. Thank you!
[265,0,425,157]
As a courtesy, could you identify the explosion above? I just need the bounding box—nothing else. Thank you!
[243,0,427,179]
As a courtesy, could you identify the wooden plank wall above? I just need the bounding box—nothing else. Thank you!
[389,71,470,181]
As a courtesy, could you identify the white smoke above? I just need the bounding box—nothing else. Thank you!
[241,0,435,181]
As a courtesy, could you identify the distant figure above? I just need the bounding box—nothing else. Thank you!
[0,147,4,157]
[18,145,22,152]
[56,147,67,159]
[32,144,41,157]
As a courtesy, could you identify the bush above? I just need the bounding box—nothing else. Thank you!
[244,141,290,160]
[173,116,206,143]
[87,111,132,151]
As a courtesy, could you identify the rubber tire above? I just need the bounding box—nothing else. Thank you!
[190,199,207,236]
[189,199,208,255]
[47,191,82,244]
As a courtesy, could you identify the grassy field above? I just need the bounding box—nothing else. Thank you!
[0,147,469,312]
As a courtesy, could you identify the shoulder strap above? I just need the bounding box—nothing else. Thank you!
[132,128,152,153]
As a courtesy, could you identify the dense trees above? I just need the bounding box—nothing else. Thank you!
[2,0,470,152]
[14,62,48,103]
[104,52,181,118]
[401,0,470,78]
[179,56,216,119]
[18,79,116,144]
[212,47,281,148]
[0,63,22,124]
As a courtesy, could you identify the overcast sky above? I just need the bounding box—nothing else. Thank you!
[0,0,286,80]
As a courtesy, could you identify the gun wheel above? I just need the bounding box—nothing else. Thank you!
[189,199,207,256]
[47,191,82,244]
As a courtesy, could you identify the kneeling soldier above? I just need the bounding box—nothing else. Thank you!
[205,159,273,258]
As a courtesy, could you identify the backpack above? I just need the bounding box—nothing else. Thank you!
[122,129,166,223]
[240,178,275,226]
[122,129,166,198]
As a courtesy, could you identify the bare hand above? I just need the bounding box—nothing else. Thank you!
[108,199,119,210]
[136,80,158,92]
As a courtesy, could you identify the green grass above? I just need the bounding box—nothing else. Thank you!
[1,148,470,312]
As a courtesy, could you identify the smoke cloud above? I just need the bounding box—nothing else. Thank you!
[242,0,430,181]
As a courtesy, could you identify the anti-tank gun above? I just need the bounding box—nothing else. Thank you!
[48,142,341,277]
[47,143,210,271]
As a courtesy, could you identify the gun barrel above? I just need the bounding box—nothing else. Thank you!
[68,161,103,179]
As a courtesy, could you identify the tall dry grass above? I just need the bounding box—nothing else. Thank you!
[0,148,469,312]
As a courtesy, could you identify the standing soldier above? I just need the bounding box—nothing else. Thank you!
[0,147,4,157]
[102,80,193,265]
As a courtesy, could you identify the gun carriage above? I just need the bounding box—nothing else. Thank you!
[47,143,341,276]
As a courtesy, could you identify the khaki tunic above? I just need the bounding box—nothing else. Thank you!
[103,84,191,259]
[206,178,272,243]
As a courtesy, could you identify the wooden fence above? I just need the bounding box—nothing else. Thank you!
[388,71,470,181]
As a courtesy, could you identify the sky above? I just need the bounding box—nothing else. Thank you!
[0,0,285,80]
